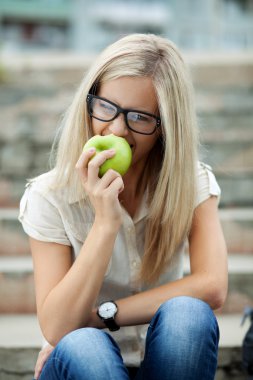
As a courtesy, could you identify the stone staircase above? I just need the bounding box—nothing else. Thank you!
[0,52,252,379]
[0,209,252,315]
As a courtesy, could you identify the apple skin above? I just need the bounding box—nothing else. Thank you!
[83,134,132,177]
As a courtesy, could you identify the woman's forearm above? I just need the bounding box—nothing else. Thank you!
[39,221,118,346]
[119,274,226,326]
[88,272,227,329]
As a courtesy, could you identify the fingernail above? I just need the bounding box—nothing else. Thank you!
[108,149,115,154]
[89,147,96,153]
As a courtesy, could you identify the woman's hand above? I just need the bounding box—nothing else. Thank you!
[75,148,124,229]
[34,344,54,379]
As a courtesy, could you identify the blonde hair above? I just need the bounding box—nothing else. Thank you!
[51,33,199,284]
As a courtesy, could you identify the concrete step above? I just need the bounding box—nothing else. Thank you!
[0,315,41,380]
[216,173,253,208]
[0,254,252,314]
[0,257,35,313]
[196,87,253,115]
[1,51,253,88]
[1,207,252,258]
[202,136,253,175]
[199,117,253,206]
[0,313,251,380]
[0,208,29,257]
[0,179,28,209]
[219,208,253,253]
[201,140,253,176]
[215,314,251,380]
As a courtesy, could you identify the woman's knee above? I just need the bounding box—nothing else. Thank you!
[55,327,111,358]
[41,328,125,379]
[54,328,121,374]
[151,296,219,343]
[143,297,219,379]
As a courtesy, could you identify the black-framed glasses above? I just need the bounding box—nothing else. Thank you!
[86,94,161,135]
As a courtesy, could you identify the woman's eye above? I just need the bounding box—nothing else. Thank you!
[130,113,149,123]
[99,101,115,113]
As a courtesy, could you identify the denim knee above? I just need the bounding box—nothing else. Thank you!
[142,297,219,380]
[41,328,128,380]
[151,296,219,342]
[55,327,114,359]
[147,296,220,361]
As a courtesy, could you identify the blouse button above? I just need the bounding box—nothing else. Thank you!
[132,260,140,269]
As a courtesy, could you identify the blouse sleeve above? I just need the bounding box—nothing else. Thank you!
[18,181,71,245]
[195,162,221,208]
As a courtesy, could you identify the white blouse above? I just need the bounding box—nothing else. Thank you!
[19,161,221,366]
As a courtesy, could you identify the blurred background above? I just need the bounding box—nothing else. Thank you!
[0,1,252,379]
[0,0,253,52]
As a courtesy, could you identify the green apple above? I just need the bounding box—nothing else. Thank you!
[83,134,132,177]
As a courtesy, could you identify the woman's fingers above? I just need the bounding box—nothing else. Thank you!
[97,169,124,194]
[75,148,123,225]
[75,148,96,181]
[87,149,115,185]
[75,148,116,187]
[34,344,54,379]
[107,175,124,195]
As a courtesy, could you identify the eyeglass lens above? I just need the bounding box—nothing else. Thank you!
[89,97,157,134]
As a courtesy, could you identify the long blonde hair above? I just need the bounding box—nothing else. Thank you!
[51,33,199,284]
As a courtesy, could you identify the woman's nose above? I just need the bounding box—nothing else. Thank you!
[108,113,129,137]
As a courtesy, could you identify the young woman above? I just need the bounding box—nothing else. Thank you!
[19,33,228,380]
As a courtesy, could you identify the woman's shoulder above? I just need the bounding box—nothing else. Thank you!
[19,170,73,245]
[26,170,56,192]
[25,170,69,204]
[23,170,89,212]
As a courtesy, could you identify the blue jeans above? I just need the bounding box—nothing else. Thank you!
[38,296,219,380]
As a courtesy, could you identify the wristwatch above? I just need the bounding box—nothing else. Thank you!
[97,301,120,331]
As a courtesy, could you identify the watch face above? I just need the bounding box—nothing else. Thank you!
[99,302,117,319]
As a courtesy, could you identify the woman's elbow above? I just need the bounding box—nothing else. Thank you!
[41,325,62,347]
[39,318,69,347]
[206,278,228,310]
[209,288,227,310]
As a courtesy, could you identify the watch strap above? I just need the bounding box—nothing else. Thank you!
[103,317,120,332]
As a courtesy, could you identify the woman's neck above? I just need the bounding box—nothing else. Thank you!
[119,159,148,217]
[123,157,147,194]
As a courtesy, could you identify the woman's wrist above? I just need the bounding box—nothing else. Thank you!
[93,216,122,234]
[86,308,105,329]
